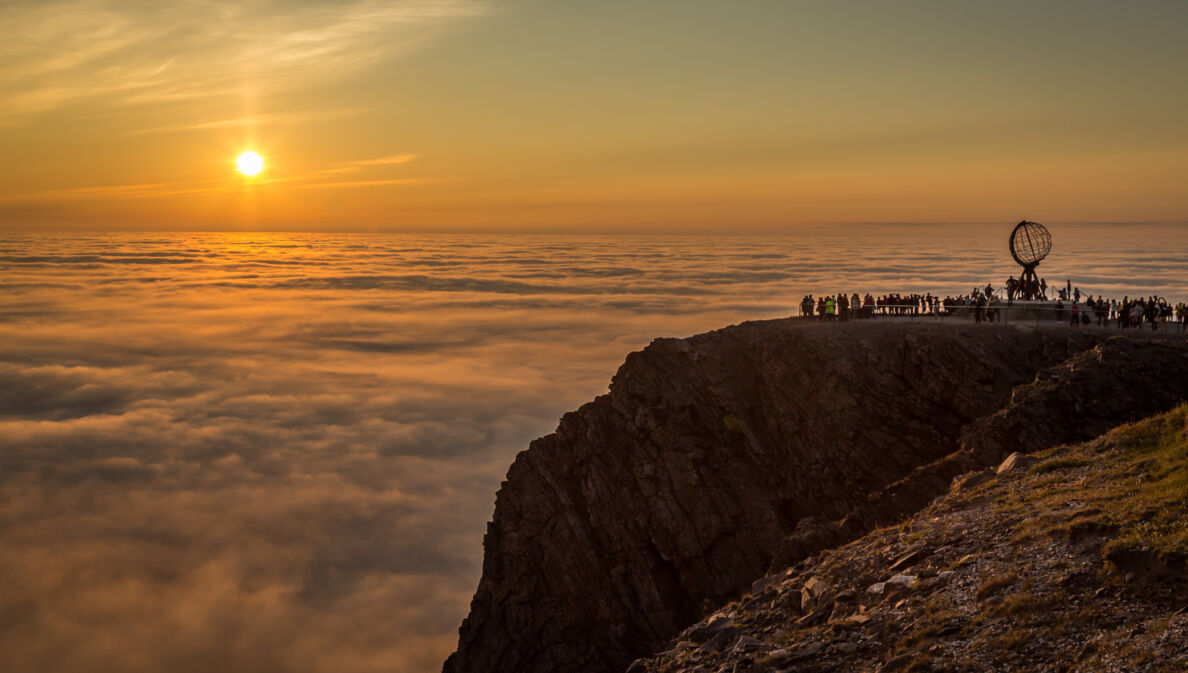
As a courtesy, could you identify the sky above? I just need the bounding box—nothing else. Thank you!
[1,0,1186,232]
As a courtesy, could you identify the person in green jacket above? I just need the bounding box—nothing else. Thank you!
[825,296,836,321]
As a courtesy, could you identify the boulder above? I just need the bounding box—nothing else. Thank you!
[888,549,926,573]
[886,574,919,589]
[997,452,1038,475]
[751,571,785,596]
[801,576,833,613]
[834,588,857,603]
[686,615,735,644]
[830,613,872,629]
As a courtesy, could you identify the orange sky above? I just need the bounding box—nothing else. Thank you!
[2,0,1186,232]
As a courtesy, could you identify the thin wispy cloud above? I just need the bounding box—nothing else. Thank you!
[0,179,226,202]
[300,178,428,190]
[126,107,372,136]
[0,170,427,203]
[0,0,490,122]
[315,153,420,176]
[353,154,419,166]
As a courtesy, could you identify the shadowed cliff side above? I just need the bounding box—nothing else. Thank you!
[771,336,1188,567]
[444,321,1134,673]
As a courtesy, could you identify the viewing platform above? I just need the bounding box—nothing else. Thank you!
[793,301,1188,335]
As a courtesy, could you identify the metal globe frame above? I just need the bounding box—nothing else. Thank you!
[1009,221,1051,300]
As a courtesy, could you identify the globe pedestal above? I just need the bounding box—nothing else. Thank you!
[1017,263,1042,300]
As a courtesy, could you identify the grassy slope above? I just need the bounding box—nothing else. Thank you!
[1008,403,1188,570]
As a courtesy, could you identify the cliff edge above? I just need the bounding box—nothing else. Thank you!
[444,320,1188,673]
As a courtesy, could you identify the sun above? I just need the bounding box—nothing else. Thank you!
[236,151,264,177]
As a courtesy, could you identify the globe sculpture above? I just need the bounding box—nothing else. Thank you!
[1009,220,1051,300]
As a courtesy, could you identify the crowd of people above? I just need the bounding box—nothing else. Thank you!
[1076,295,1186,330]
[797,281,1188,332]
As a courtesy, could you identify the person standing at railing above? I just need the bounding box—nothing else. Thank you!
[1129,302,1143,329]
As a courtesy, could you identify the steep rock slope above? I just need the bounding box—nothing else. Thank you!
[444,321,1125,673]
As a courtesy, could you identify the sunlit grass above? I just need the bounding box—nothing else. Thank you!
[1002,405,1188,567]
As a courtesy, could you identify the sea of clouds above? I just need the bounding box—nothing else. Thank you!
[0,228,1184,673]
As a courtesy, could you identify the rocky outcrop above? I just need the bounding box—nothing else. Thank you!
[960,336,1188,461]
[771,335,1188,561]
[444,321,1187,673]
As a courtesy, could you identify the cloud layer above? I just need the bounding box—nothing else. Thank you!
[0,230,1184,672]
[0,0,487,121]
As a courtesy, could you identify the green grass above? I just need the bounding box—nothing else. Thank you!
[1002,404,1188,570]
[1093,406,1188,566]
[1029,456,1092,475]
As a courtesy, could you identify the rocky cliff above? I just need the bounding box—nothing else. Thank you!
[628,405,1188,672]
[444,321,1188,673]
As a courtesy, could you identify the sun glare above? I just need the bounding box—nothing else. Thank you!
[236,151,264,177]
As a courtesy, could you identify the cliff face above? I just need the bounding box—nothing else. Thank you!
[444,321,1186,673]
